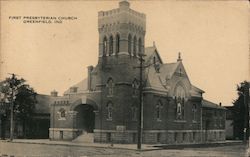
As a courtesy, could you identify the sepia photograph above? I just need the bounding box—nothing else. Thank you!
[0,0,249,156]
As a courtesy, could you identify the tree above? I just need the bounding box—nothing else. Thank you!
[0,74,37,138]
[232,81,249,140]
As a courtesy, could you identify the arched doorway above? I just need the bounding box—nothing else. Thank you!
[74,104,95,133]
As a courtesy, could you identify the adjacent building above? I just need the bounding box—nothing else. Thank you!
[0,94,53,139]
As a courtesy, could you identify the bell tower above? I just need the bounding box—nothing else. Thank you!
[92,1,146,143]
[98,0,146,59]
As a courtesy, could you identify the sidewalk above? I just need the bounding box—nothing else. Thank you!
[1,139,154,151]
[0,139,243,151]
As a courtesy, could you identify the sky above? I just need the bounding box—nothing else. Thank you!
[0,0,249,106]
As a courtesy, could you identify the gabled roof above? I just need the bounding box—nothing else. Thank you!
[144,44,205,98]
[160,62,180,79]
[202,99,226,110]
[63,78,88,95]
[144,46,163,64]
[145,62,180,91]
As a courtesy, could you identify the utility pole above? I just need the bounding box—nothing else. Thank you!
[135,52,159,150]
[10,96,14,141]
[243,82,249,144]
[137,53,144,150]
[9,74,16,141]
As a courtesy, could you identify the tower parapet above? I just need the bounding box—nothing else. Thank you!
[98,1,146,58]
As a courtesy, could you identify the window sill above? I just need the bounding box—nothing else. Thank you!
[157,119,162,122]
[107,118,112,121]
[107,95,113,98]
[174,120,186,123]
[58,118,66,121]
[192,120,197,123]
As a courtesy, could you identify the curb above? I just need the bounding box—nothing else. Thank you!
[1,140,145,151]
[0,140,244,152]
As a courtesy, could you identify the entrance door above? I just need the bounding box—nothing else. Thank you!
[60,131,63,140]
[74,104,95,133]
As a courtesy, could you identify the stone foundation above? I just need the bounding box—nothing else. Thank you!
[93,129,225,144]
[49,128,80,141]
[49,128,225,143]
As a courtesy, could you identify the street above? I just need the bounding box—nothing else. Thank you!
[0,141,247,157]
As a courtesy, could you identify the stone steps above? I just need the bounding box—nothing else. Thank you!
[72,132,94,143]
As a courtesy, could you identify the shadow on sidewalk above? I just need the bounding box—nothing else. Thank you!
[153,141,244,150]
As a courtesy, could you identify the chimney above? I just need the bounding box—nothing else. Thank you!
[51,90,58,97]
[87,66,94,91]
[219,102,222,106]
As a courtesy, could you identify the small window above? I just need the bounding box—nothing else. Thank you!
[138,38,142,53]
[116,34,120,54]
[107,78,114,96]
[131,105,137,121]
[128,34,132,55]
[174,85,185,120]
[133,36,137,56]
[175,97,185,120]
[219,116,223,127]
[192,104,197,122]
[58,108,66,120]
[107,102,113,120]
[156,106,160,119]
[175,99,184,120]
[109,35,113,55]
[156,100,163,121]
[61,110,66,118]
[132,79,139,96]
[103,36,108,56]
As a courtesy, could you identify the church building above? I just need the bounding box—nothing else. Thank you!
[49,1,226,144]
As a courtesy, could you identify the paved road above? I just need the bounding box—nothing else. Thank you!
[0,142,247,157]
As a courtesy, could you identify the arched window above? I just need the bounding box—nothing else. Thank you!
[174,85,185,120]
[156,100,163,121]
[192,104,197,122]
[116,34,120,54]
[128,34,132,55]
[107,102,113,120]
[175,85,186,98]
[109,35,113,55]
[133,36,137,56]
[138,38,142,54]
[107,78,114,96]
[103,36,107,56]
[59,108,66,120]
[131,104,137,121]
[132,79,139,96]
[61,110,65,118]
